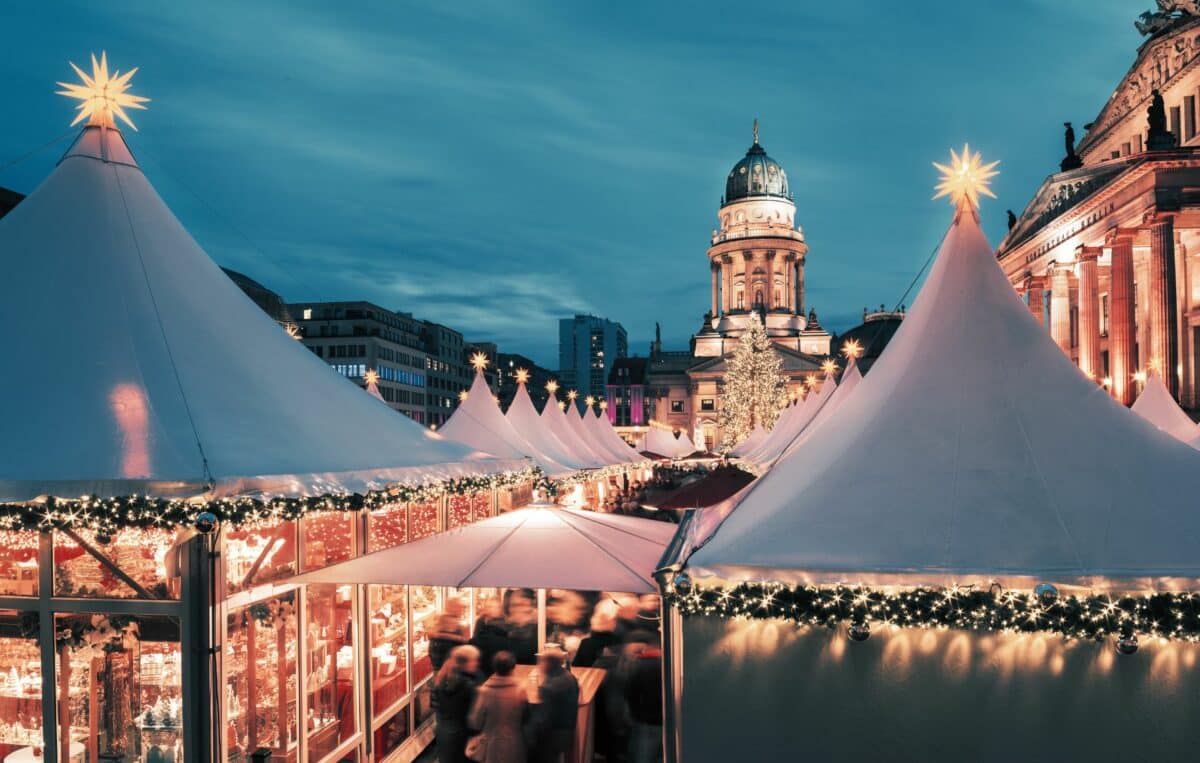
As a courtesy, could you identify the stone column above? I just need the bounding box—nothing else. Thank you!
[721,255,733,314]
[1146,212,1180,396]
[765,251,776,309]
[795,257,805,315]
[1107,228,1137,405]
[1024,275,1046,326]
[1049,263,1072,354]
[710,261,719,317]
[1076,246,1102,381]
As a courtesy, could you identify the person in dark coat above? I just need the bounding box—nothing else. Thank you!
[471,598,512,676]
[432,645,480,763]
[574,609,620,668]
[529,644,579,763]
[467,651,528,763]
[429,598,470,672]
[625,645,664,763]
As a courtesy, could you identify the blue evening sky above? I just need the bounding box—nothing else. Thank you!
[0,1,1145,367]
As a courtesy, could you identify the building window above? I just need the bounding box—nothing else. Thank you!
[1187,95,1197,140]
[1100,293,1109,336]
[700,398,715,412]
[670,400,684,413]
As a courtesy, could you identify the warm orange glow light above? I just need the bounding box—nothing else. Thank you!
[514,368,530,384]
[599,400,608,410]
[567,390,578,401]
[458,389,469,402]
[841,338,864,359]
[933,144,999,211]
[545,380,559,395]
[110,383,150,478]
[57,52,150,130]
[364,368,380,386]
[584,395,595,407]
[470,352,490,372]
[821,358,838,376]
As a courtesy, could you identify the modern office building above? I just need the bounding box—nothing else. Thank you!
[558,314,628,405]
[419,319,470,427]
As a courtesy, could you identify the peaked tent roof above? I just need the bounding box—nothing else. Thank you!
[293,505,677,593]
[0,126,519,501]
[774,359,863,464]
[742,378,836,466]
[563,404,615,465]
[729,425,766,458]
[1131,372,1198,444]
[542,400,606,468]
[440,371,565,474]
[505,383,587,475]
[645,428,689,459]
[587,409,643,463]
[686,210,1200,586]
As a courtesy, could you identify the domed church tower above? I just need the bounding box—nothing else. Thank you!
[694,121,831,357]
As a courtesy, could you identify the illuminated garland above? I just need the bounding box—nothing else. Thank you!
[667,582,1200,645]
[0,467,542,536]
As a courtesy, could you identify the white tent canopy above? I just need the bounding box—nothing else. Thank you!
[676,431,698,455]
[644,428,689,459]
[774,359,863,465]
[541,399,607,468]
[292,506,677,593]
[0,126,518,501]
[505,383,587,474]
[728,425,766,458]
[563,403,614,465]
[742,377,836,466]
[686,210,1200,586]
[586,408,643,463]
[1131,372,1198,445]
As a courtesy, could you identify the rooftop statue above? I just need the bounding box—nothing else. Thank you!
[1147,88,1178,149]
[1136,1,1199,36]
[1060,122,1083,171]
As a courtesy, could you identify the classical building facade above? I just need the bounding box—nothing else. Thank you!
[999,6,1200,408]
[625,126,839,450]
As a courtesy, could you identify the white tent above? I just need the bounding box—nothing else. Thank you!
[541,399,606,468]
[439,371,569,476]
[728,425,766,458]
[1131,371,1198,444]
[676,431,698,455]
[773,358,864,465]
[505,382,588,474]
[292,505,677,593]
[563,403,616,464]
[586,408,643,463]
[644,428,688,459]
[686,209,1200,585]
[0,126,519,501]
[741,377,836,466]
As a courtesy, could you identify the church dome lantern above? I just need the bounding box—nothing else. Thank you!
[724,120,791,204]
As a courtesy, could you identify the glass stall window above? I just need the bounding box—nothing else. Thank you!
[225,595,298,760]
[55,614,182,762]
[54,528,179,599]
[367,586,408,717]
[367,504,407,552]
[0,611,43,758]
[371,705,409,760]
[409,587,438,686]
[0,533,38,597]
[300,513,356,572]
[224,520,297,595]
[304,585,357,762]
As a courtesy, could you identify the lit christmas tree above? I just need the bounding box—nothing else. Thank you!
[718,312,788,449]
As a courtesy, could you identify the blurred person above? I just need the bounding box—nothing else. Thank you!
[529,643,579,763]
[574,609,620,669]
[504,588,538,664]
[467,651,528,763]
[625,642,664,763]
[430,597,470,671]
[471,597,511,676]
[432,644,481,763]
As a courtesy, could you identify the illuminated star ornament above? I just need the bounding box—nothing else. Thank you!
[56,52,150,130]
[364,368,380,386]
[820,358,838,376]
[567,390,578,401]
[514,368,530,385]
[841,338,864,359]
[458,389,469,402]
[470,352,490,372]
[932,144,999,212]
[545,380,559,395]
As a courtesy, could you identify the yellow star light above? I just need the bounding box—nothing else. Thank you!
[821,358,838,376]
[364,368,380,386]
[545,380,560,395]
[470,352,490,372]
[932,144,999,211]
[841,338,864,359]
[56,52,150,131]
[458,389,469,402]
[804,374,818,389]
[567,390,578,401]
[599,400,608,410]
[514,368,530,385]
[585,395,595,407]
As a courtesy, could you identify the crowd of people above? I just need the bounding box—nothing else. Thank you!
[428,592,664,763]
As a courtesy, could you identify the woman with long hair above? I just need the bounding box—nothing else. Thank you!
[432,644,481,763]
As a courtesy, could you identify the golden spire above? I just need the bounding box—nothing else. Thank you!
[752,117,759,144]
[933,144,999,212]
[56,52,150,131]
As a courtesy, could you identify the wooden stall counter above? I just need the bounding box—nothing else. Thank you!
[512,665,605,763]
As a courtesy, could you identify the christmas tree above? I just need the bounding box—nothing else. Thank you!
[719,312,788,449]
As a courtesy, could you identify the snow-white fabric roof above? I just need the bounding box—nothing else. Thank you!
[438,371,549,468]
[773,359,863,465]
[541,400,606,468]
[292,505,677,593]
[677,431,697,454]
[586,409,642,463]
[742,379,835,466]
[728,425,766,458]
[563,403,614,464]
[644,428,688,459]
[505,383,587,474]
[1131,372,1198,445]
[687,210,1200,586]
[0,126,519,501]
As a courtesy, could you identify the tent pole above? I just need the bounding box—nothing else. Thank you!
[661,600,684,763]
